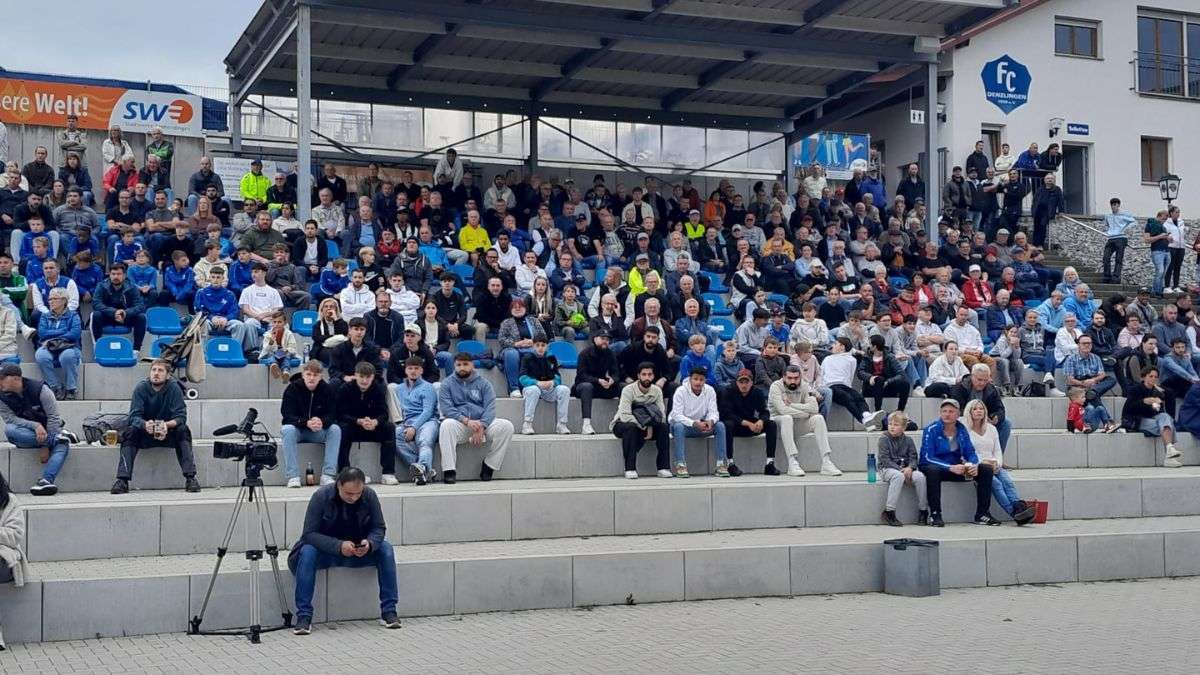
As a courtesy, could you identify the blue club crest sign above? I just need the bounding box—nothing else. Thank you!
[981,54,1031,115]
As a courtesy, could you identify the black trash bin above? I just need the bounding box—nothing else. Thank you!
[883,538,940,597]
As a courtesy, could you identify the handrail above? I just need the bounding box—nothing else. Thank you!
[1051,214,1148,252]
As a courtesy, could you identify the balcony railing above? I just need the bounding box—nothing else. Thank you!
[1133,50,1200,99]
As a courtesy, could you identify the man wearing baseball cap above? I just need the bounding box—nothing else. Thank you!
[239,158,270,206]
[717,368,772,477]
[917,398,1000,527]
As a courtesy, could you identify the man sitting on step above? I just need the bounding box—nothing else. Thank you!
[917,398,999,527]
[279,359,340,488]
[111,359,199,494]
[0,363,70,496]
[334,362,398,485]
[518,335,571,435]
[289,466,400,636]
[718,368,772,477]
[768,364,841,477]
[437,352,514,484]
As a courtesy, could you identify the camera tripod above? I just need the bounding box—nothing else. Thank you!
[188,464,293,643]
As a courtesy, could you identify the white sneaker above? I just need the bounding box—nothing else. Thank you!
[509,390,521,398]
[862,409,886,431]
[521,421,535,435]
[320,474,335,486]
[820,458,843,476]
[1166,443,1181,459]
[787,457,805,477]
[624,470,638,479]
[1047,386,1066,397]
[581,419,595,435]
[286,477,302,488]
[912,386,925,397]
[555,423,571,434]
[380,474,400,486]
[20,325,35,340]
[1165,457,1183,468]
[656,469,673,478]
[1043,373,1056,384]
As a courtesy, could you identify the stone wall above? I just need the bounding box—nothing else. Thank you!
[1049,216,1199,288]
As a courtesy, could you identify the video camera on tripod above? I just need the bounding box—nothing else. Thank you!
[212,408,278,474]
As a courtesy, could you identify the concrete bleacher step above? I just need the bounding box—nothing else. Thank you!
[5,514,1200,643]
[17,468,1200,563]
[5,425,1195,494]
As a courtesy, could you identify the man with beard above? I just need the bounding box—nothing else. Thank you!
[573,330,622,436]
[770,364,841,478]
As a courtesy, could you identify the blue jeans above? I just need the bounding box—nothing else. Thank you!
[500,347,532,392]
[293,541,397,621]
[1088,373,1118,398]
[670,421,727,466]
[434,350,453,374]
[35,346,81,391]
[1084,403,1113,428]
[815,385,832,417]
[996,417,1012,451]
[280,424,341,480]
[990,467,1020,516]
[1151,249,1170,295]
[611,340,629,355]
[1021,351,1057,374]
[397,419,438,473]
[6,423,69,483]
[901,357,927,389]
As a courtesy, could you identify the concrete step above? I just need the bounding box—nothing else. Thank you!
[5,514,1200,643]
[17,468,1200,563]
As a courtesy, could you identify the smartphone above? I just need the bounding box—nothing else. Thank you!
[355,542,368,550]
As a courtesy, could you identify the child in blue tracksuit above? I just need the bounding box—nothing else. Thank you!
[19,219,55,263]
[316,258,350,301]
[70,252,105,302]
[227,247,255,296]
[678,334,716,385]
[22,238,51,284]
[200,222,234,261]
[127,250,159,305]
[111,229,143,267]
[64,225,101,268]
[161,251,196,307]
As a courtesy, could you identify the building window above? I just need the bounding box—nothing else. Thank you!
[1055,18,1099,58]
[1137,12,1200,98]
[1140,137,1170,183]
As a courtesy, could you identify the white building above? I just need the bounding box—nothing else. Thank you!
[833,0,1199,218]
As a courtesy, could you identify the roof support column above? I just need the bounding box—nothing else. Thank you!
[527,115,539,174]
[229,95,243,153]
[924,60,940,245]
[296,2,313,221]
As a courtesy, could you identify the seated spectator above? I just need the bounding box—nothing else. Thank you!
[473,277,513,339]
[34,288,82,401]
[588,293,629,354]
[859,333,909,414]
[943,305,994,372]
[963,399,1035,525]
[553,283,587,342]
[194,267,255,356]
[735,308,770,367]
[753,337,787,389]
[333,362,398,484]
[917,398,999,527]
[789,302,830,352]
[498,299,545,398]
[877,411,926,526]
[239,262,283,339]
[668,368,727,478]
[314,258,349,304]
[1063,284,1099,331]
[988,324,1026,395]
[92,263,147,350]
[110,359,199,494]
[159,251,196,307]
[925,340,970,399]
[1159,337,1200,402]
[438,352,514,484]
[289,466,400,636]
[574,330,622,436]
[29,260,79,325]
[58,153,94,206]
[769,364,840,477]
[429,273,474,341]
[719,368,772,475]
[628,297,675,354]
[382,273,420,326]
[338,269,375,320]
[950,362,1012,451]
[713,339,742,389]
[519,335,571,435]
[526,276,556,337]
[613,362,671,479]
[1122,366,1181,467]
[985,290,1022,342]
[260,312,300,383]
[1066,386,1118,434]
[823,337,887,431]
[280,360,340,487]
[0,363,70,496]
[389,355,439,486]
[227,248,254,296]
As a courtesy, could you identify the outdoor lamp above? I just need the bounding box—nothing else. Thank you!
[1159,174,1181,204]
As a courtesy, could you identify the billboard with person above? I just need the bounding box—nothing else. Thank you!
[0,77,203,137]
[790,132,871,180]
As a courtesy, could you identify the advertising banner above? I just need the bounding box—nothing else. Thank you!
[790,132,870,180]
[0,78,203,137]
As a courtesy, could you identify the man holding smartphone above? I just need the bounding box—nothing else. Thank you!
[288,466,400,635]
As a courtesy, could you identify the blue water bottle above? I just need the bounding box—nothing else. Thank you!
[866,453,877,484]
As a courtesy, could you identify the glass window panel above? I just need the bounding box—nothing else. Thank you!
[253,96,302,139]
[660,125,705,167]
[369,105,422,148]
[424,109,472,151]
[617,123,660,164]
[537,117,571,160]
[570,119,617,161]
[706,129,748,170]
[500,114,525,157]
[1188,24,1200,98]
[748,132,784,171]
[316,101,371,143]
[1077,27,1095,57]
[473,112,500,154]
[1055,24,1073,55]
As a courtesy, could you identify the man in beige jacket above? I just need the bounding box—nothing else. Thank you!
[768,365,842,477]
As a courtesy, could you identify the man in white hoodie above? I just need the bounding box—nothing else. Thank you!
[769,365,842,477]
[823,337,888,431]
[668,368,727,478]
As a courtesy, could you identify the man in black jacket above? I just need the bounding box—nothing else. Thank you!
[364,292,404,364]
[328,317,383,384]
[334,362,398,484]
[473,277,512,338]
[292,220,329,281]
[620,326,678,404]
[289,466,400,635]
[0,364,70,496]
[950,363,1010,450]
[719,368,775,478]
[386,327,440,384]
[573,330,621,436]
[111,359,199,494]
[430,274,474,340]
[279,360,341,488]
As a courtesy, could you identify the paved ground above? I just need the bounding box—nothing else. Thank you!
[3,577,1198,673]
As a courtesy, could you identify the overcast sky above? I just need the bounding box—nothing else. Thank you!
[3,0,260,91]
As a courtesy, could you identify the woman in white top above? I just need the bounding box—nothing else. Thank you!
[1054,312,1082,364]
[924,340,969,399]
[515,250,547,295]
[272,202,302,237]
[964,400,1034,524]
[1164,211,1186,294]
[789,301,829,350]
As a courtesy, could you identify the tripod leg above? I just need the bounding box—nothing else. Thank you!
[190,485,249,634]
[246,484,263,643]
[253,485,293,627]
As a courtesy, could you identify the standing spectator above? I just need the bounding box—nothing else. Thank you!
[392,356,439,485]
[316,163,348,206]
[1030,174,1063,248]
[612,362,671,479]
[1101,198,1137,283]
[110,359,200,494]
[334,362,398,484]
[21,147,54,196]
[101,126,133,167]
[57,114,87,165]
[279,360,340,488]
[185,157,225,214]
[1121,366,1181,467]
[34,288,82,400]
[769,364,840,477]
[1145,209,1172,297]
[91,263,147,350]
[895,163,925,206]
[918,399,999,527]
[437,352,515,484]
[518,335,571,435]
[433,149,464,191]
[288,467,400,636]
[0,363,70,496]
[1163,206,1186,294]
[144,127,174,176]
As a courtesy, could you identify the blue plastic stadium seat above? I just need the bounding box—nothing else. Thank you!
[448,264,475,287]
[767,293,789,307]
[146,306,183,336]
[205,336,247,367]
[101,324,132,335]
[711,317,737,342]
[457,340,487,359]
[700,271,728,293]
[703,292,733,316]
[548,340,578,368]
[95,336,138,367]
[291,309,318,337]
[325,239,340,260]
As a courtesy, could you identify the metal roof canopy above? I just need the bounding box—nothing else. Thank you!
[226,0,1009,136]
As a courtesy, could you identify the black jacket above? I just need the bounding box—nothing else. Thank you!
[473,290,513,330]
[280,379,337,429]
[292,236,329,271]
[574,345,620,389]
[949,377,1007,426]
[387,343,440,384]
[587,314,629,343]
[288,482,386,573]
[364,310,405,351]
[519,352,560,384]
[718,384,769,428]
[334,379,390,428]
[621,343,671,382]
[328,339,383,381]
[856,351,905,384]
[430,289,468,325]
